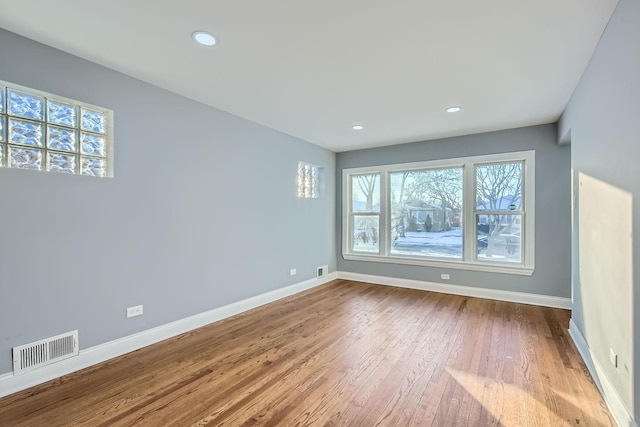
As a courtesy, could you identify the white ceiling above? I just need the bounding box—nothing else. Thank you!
[0,0,618,152]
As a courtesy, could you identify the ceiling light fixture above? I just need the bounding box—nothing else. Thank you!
[352,124,364,130]
[191,31,217,46]
[446,106,462,113]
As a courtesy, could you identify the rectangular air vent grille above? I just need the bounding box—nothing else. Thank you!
[12,330,79,375]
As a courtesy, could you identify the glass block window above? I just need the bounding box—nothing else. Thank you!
[0,81,113,177]
[297,161,320,198]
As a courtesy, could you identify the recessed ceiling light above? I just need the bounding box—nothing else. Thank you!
[446,106,462,113]
[352,124,364,130]
[192,31,217,46]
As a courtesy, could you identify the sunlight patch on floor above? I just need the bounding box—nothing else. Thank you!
[446,367,568,426]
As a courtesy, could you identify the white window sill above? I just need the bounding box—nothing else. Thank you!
[342,253,534,276]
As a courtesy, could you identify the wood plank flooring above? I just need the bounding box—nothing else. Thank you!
[0,280,615,426]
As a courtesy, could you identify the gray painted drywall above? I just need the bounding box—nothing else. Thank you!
[0,29,335,376]
[560,0,639,419]
[336,124,571,298]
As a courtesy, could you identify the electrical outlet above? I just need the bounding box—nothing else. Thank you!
[290,268,297,276]
[317,264,329,278]
[441,273,450,280]
[609,348,618,368]
[126,305,143,318]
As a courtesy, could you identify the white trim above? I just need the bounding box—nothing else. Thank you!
[0,272,580,401]
[568,319,635,427]
[0,272,337,398]
[342,253,534,276]
[337,271,570,309]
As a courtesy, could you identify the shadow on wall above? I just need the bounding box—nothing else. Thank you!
[577,171,633,415]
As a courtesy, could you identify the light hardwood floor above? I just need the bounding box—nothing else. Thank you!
[0,280,614,426]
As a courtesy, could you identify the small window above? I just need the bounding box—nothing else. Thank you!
[350,173,380,253]
[297,161,320,198]
[0,80,113,177]
[475,161,524,263]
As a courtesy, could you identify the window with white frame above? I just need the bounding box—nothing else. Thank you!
[0,80,113,177]
[343,150,535,275]
[297,161,320,198]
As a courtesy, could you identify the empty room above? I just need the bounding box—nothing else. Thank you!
[0,0,638,425]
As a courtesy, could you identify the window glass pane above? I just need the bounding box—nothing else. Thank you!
[309,165,319,198]
[476,162,523,211]
[0,87,5,113]
[352,215,379,253]
[8,89,44,120]
[9,146,42,170]
[297,163,305,197]
[297,162,320,198]
[48,100,77,128]
[47,126,77,152]
[81,108,106,134]
[476,214,522,263]
[0,143,5,166]
[389,168,463,259]
[352,174,380,212]
[48,152,77,174]
[0,115,5,142]
[81,156,106,177]
[81,132,106,157]
[9,118,43,147]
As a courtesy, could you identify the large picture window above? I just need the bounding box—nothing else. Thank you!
[390,167,463,259]
[342,151,535,275]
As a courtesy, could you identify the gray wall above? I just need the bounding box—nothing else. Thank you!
[336,124,571,298]
[0,29,336,375]
[559,0,639,420]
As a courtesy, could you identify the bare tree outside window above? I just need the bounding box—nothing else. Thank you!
[351,174,380,253]
[343,150,533,271]
[354,174,378,211]
[390,168,463,259]
[475,162,523,262]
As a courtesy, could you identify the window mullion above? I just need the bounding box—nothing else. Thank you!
[379,171,388,256]
[463,163,475,262]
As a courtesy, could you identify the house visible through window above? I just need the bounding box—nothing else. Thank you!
[390,167,463,259]
[343,150,535,275]
[297,161,320,198]
[0,80,113,177]
[475,161,524,264]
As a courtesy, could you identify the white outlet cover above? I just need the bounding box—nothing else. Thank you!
[126,305,144,318]
[317,265,329,278]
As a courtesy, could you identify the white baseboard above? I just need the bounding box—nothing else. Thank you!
[337,271,572,309]
[0,271,576,400]
[0,272,337,398]
[568,319,634,427]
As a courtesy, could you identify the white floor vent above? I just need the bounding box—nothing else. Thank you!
[12,330,79,375]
